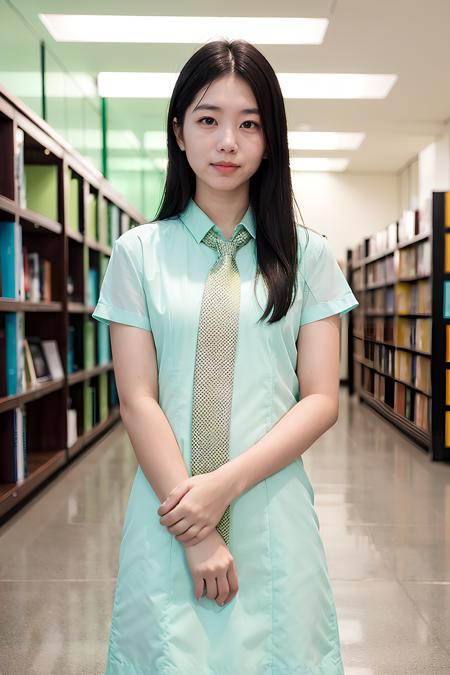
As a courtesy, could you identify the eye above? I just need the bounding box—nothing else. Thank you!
[198,117,216,125]
[197,117,260,129]
[241,120,260,129]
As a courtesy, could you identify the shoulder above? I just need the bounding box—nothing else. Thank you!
[295,223,328,266]
[114,217,180,252]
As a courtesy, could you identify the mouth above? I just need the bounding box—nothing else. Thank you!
[211,163,240,173]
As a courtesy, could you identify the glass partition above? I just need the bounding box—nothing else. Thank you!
[0,2,167,215]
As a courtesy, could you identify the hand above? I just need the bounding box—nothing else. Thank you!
[183,529,239,606]
[157,469,232,546]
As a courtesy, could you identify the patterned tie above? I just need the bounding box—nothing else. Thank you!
[191,225,252,546]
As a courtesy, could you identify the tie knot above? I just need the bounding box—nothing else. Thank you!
[202,227,252,258]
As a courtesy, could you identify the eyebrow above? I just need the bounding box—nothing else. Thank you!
[193,104,260,115]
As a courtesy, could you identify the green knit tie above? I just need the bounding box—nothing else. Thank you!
[191,225,252,547]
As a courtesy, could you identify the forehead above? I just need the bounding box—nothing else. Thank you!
[189,74,259,114]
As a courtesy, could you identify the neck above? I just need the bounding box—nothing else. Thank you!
[194,183,250,240]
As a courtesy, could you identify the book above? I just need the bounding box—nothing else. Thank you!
[5,311,25,395]
[27,336,52,383]
[41,340,64,379]
[15,128,26,208]
[23,338,37,388]
[99,372,108,422]
[67,408,78,447]
[0,323,6,397]
[84,320,95,370]
[416,240,431,276]
[88,268,98,306]
[0,406,28,482]
[68,172,80,232]
[27,252,40,301]
[84,380,93,432]
[23,164,58,221]
[85,191,98,240]
[394,382,406,415]
[0,221,24,300]
[398,210,418,242]
[98,197,108,244]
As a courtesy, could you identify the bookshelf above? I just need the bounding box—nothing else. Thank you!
[348,193,450,461]
[0,84,147,520]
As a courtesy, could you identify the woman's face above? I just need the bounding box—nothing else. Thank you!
[173,73,267,193]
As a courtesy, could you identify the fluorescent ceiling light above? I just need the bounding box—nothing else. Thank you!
[98,72,176,98]
[0,71,97,98]
[278,73,397,99]
[97,72,397,99]
[288,132,365,150]
[56,129,140,150]
[39,14,328,44]
[290,157,350,172]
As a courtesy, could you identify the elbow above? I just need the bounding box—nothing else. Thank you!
[119,395,157,422]
[326,398,339,427]
[329,410,339,427]
[333,406,339,426]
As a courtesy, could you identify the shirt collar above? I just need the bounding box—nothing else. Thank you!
[178,197,256,243]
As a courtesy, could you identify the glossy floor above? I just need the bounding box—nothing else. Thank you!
[1,389,449,674]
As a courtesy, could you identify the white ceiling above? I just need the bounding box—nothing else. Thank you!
[1,0,450,173]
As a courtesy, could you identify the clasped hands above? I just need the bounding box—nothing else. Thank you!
[157,469,231,546]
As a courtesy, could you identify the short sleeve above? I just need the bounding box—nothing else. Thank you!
[299,232,359,326]
[91,232,151,332]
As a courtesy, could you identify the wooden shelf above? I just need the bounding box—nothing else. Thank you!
[0,194,16,217]
[359,389,430,451]
[0,405,121,519]
[67,406,120,459]
[361,336,431,357]
[0,83,148,521]
[68,302,95,313]
[347,201,445,460]
[0,449,67,519]
[0,378,65,414]
[365,311,431,317]
[18,207,62,234]
[0,299,63,312]
[67,362,114,385]
[85,236,112,255]
[354,355,431,397]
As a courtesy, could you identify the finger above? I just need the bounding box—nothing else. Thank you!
[215,573,230,607]
[157,493,176,515]
[160,507,185,527]
[194,577,204,601]
[175,523,201,542]
[224,559,239,603]
[172,520,197,539]
[168,517,192,536]
[191,524,212,544]
[205,575,219,601]
[157,483,191,515]
[177,524,210,545]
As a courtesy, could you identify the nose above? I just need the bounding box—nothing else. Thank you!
[217,126,238,153]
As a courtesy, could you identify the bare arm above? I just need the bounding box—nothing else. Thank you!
[109,321,189,503]
[218,314,341,500]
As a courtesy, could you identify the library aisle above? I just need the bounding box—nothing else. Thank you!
[0,387,449,675]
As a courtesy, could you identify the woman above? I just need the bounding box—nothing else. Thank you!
[92,38,359,674]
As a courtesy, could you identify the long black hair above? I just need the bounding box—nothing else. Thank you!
[152,38,309,324]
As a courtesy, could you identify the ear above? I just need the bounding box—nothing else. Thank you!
[172,116,185,151]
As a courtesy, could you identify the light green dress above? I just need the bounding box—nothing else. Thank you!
[92,197,359,674]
